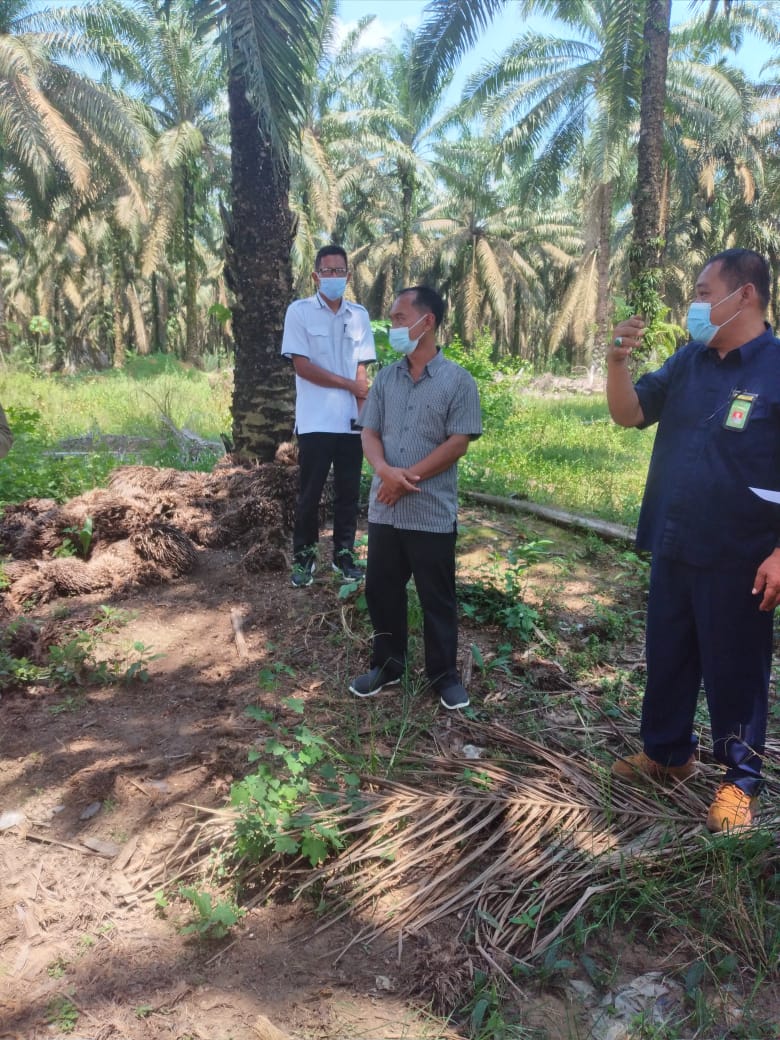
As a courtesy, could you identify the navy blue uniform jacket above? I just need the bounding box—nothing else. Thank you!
[634,329,780,569]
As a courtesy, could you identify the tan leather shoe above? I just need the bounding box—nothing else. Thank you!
[611,750,696,784]
[706,783,758,833]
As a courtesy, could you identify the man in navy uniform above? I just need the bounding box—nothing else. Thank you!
[608,248,780,832]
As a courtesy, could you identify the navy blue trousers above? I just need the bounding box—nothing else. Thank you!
[365,522,459,690]
[642,556,772,795]
[293,433,363,561]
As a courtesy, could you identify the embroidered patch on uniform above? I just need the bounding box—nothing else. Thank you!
[723,392,757,431]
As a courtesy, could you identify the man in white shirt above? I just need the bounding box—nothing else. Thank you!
[281,245,376,587]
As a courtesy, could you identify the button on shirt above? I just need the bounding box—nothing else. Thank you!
[360,350,482,532]
[281,293,376,434]
[634,329,780,568]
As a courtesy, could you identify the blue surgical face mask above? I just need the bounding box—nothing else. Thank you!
[686,285,743,345]
[317,276,347,301]
[388,314,427,354]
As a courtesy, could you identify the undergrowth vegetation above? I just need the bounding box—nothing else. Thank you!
[0,354,231,440]
[463,394,653,526]
[0,605,160,692]
[0,355,231,505]
[0,347,652,524]
[147,538,778,1040]
[2,355,778,1038]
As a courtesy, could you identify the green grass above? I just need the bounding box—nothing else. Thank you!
[0,353,231,441]
[461,394,656,528]
[0,354,232,505]
[0,356,652,526]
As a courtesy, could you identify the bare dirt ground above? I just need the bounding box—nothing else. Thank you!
[1,502,778,1040]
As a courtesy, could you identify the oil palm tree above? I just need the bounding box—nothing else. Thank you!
[303,25,454,303]
[422,134,542,353]
[288,4,373,288]
[631,0,671,281]
[0,194,144,369]
[364,31,454,288]
[0,0,149,362]
[655,83,780,316]
[0,0,144,233]
[458,1,639,362]
[639,7,779,320]
[630,0,780,296]
[131,1,228,362]
[415,0,780,363]
[196,0,324,459]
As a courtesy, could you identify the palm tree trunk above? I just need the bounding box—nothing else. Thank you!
[227,65,295,461]
[399,163,415,286]
[112,243,125,370]
[0,279,9,364]
[151,272,163,353]
[659,164,671,246]
[592,180,613,369]
[631,0,671,278]
[182,161,199,362]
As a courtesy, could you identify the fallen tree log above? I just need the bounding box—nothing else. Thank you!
[462,491,636,544]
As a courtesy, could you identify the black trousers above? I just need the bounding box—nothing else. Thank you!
[642,556,772,795]
[293,433,363,560]
[366,521,459,690]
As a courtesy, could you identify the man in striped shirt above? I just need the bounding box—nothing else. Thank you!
[349,286,482,710]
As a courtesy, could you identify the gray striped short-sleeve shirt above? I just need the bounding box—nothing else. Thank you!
[360,350,482,532]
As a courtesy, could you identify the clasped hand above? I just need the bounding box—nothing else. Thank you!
[376,465,420,505]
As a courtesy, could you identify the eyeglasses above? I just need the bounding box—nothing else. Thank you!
[317,267,348,277]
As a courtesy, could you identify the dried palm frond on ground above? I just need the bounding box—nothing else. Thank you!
[132,716,779,988]
[293,761,703,969]
[1,616,66,661]
[274,441,298,467]
[243,539,287,573]
[0,458,300,606]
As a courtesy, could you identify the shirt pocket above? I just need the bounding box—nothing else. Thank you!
[343,320,366,360]
[306,325,332,364]
[415,385,451,442]
[743,399,780,460]
[718,397,780,477]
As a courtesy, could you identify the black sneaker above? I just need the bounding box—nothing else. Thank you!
[332,553,364,581]
[439,682,470,710]
[291,557,316,588]
[349,666,402,698]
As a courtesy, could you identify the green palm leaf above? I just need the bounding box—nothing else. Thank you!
[411,0,508,99]
[197,0,323,163]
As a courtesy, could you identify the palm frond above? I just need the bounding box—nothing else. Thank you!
[130,714,780,976]
[218,0,324,162]
[410,0,509,99]
[16,71,91,191]
[474,234,507,324]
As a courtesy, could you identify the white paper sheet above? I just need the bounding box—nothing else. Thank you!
[749,486,780,505]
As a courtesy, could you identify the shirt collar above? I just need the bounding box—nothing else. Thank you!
[701,326,776,364]
[313,291,349,315]
[398,347,443,377]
